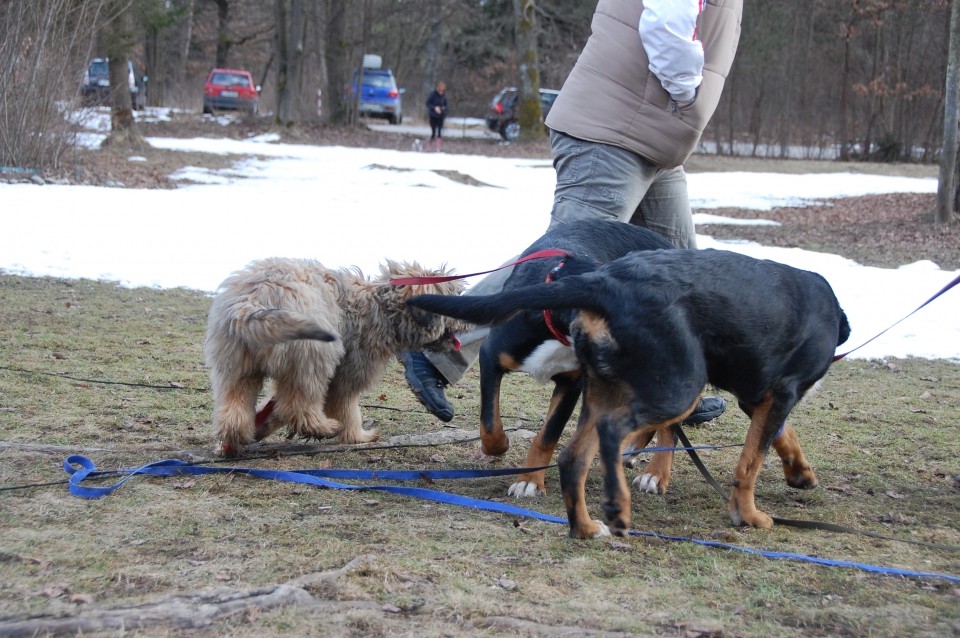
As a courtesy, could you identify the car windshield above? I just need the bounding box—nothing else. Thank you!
[89,60,108,77]
[361,74,393,88]
[211,73,249,87]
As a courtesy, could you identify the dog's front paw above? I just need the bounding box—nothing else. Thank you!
[333,426,380,445]
[570,520,611,539]
[632,473,664,494]
[507,480,545,498]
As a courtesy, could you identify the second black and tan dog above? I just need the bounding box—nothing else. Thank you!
[473,220,676,498]
[409,248,850,538]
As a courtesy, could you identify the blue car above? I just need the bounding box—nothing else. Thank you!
[351,68,403,125]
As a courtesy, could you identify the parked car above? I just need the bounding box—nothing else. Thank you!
[203,68,260,115]
[81,58,146,109]
[485,87,560,141]
[350,68,404,125]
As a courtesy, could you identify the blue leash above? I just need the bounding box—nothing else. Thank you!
[63,454,960,584]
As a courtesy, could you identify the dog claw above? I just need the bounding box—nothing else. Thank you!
[508,481,544,498]
[632,473,660,494]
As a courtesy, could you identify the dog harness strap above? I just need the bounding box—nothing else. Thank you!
[389,249,571,286]
[543,258,571,346]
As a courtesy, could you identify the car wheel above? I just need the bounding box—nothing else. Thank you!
[501,120,520,141]
[389,114,398,125]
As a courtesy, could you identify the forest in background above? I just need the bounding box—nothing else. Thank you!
[0,0,954,170]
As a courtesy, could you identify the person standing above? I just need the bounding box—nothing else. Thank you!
[402,0,742,423]
[426,81,448,151]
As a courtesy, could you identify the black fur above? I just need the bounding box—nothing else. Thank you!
[410,247,850,536]
[416,219,673,488]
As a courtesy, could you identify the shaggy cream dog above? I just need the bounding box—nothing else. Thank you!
[205,257,465,455]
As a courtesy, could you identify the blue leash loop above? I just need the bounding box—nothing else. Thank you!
[63,454,960,584]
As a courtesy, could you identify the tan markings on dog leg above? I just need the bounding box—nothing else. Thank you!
[213,377,261,456]
[497,352,521,372]
[633,427,675,495]
[603,431,634,537]
[480,373,510,457]
[772,424,818,489]
[508,370,582,497]
[729,393,774,529]
[508,428,556,499]
[558,406,609,539]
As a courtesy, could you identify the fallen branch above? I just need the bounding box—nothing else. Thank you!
[0,555,378,637]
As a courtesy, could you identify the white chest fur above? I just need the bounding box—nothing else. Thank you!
[518,339,579,384]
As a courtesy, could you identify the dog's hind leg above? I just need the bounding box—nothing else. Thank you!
[771,424,818,489]
[597,410,644,537]
[508,370,583,498]
[631,427,677,494]
[729,390,799,528]
[212,374,261,456]
[557,400,609,539]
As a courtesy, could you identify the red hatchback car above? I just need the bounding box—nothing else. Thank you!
[203,68,259,114]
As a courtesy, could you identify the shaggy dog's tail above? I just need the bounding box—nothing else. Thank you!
[408,275,602,326]
[234,308,338,345]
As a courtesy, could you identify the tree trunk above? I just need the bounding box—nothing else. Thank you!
[937,0,960,225]
[275,0,305,126]
[512,0,543,142]
[102,5,146,151]
[214,0,230,68]
[421,1,443,115]
[324,0,349,123]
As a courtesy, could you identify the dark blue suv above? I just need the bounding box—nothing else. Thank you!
[351,68,403,124]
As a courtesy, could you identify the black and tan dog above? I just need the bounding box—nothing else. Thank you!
[475,220,676,498]
[409,248,850,538]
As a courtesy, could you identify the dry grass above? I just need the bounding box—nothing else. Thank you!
[1,122,959,635]
[1,272,959,637]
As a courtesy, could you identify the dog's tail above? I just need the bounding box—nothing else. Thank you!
[408,276,602,326]
[236,308,338,345]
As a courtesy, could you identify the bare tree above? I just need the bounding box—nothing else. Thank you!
[323,0,350,123]
[274,0,306,125]
[100,4,147,150]
[512,0,543,142]
[937,0,960,225]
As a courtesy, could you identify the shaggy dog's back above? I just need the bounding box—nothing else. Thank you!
[206,257,464,455]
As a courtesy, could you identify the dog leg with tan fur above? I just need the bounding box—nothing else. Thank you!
[212,376,261,455]
[729,392,799,528]
[597,413,644,536]
[325,391,379,444]
[270,374,342,442]
[477,355,510,457]
[557,404,609,539]
[507,371,582,498]
[631,428,676,494]
[772,424,818,489]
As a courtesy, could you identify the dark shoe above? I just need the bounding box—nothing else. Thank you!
[683,396,726,425]
[400,351,454,422]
